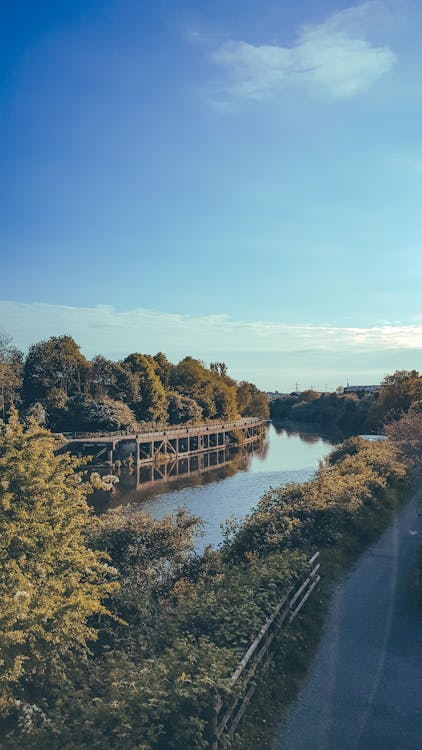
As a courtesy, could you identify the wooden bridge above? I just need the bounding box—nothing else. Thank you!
[60,417,266,467]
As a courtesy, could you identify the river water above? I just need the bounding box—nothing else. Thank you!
[96,423,335,550]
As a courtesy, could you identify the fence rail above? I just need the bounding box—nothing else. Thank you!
[60,417,265,442]
[209,552,320,748]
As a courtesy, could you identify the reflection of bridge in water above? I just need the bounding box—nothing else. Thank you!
[136,443,259,490]
[61,417,266,468]
[91,438,269,510]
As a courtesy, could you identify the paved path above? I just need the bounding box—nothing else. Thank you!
[273,493,422,750]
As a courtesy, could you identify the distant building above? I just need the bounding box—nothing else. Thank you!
[267,391,285,401]
[343,385,380,395]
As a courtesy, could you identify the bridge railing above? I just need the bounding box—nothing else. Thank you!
[60,417,266,441]
[209,552,320,748]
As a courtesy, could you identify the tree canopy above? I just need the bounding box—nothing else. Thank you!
[1,334,268,432]
[0,410,115,716]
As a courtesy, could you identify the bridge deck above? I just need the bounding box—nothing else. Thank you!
[60,417,266,467]
[62,417,264,444]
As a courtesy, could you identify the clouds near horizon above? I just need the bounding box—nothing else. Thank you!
[1,301,420,390]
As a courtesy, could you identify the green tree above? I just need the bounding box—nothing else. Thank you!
[71,395,136,432]
[167,391,203,424]
[153,352,172,388]
[210,361,228,377]
[237,382,269,419]
[213,381,239,420]
[22,336,90,406]
[378,370,422,420]
[0,410,115,716]
[89,355,137,403]
[123,354,168,423]
[0,333,23,421]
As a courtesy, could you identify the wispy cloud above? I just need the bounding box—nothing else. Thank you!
[1,300,421,389]
[205,1,396,102]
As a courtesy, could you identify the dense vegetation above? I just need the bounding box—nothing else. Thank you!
[1,350,421,748]
[0,332,269,432]
[0,410,407,749]
[270,370,422,434]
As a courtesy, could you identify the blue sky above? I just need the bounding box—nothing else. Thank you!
[1,0,421,389]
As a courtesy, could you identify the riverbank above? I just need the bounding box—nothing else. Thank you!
[273,483,422,749]
[1,431,409,750]
[231,479,412,749]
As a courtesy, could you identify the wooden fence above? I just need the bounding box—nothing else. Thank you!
[208,552,321,749]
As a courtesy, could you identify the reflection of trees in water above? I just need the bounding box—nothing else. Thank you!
[272,420,339,445]
[92,439,266,512]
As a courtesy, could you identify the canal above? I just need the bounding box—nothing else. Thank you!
[95,423,335,549]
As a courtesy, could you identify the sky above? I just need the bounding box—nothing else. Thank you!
[1,0,421,390]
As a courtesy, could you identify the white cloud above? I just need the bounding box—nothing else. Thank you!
[1,300,421,389]
[207,1,396,101]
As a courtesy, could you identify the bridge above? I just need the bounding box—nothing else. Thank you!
[60,417,266,468]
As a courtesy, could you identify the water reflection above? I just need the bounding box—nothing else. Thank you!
[92,424,335,549]
[93,437,268,512]
[272,420,345,444]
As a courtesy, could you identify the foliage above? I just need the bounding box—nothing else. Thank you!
[70,396,136,432]
[298,389,319,402]
[376,370,422,421]
[271,390,377,433]
[167,391,203,424]
[89,356,137,403]
[224,437,406,560]
[385,406,422,470]
[0,410,116,717]
[123,354,168,423]
[270,371,422,435]
[2,331,269,432]
[1,428,407,749]
[210,361,228,376]
[0,332,23,420]
[153,352,173,388]
[22,336,90,405]
[90,507,203,636]
[236,382,269,419]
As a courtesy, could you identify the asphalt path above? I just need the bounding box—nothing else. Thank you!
[272,493,422,750]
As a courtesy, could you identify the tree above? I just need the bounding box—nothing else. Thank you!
[71,395,136,432]
[298,389,320,403]
[123,354,168,423]
[167,391,203,425]
[213,381,238,420]
[378,370,422,420]
[153,352,172,388]
[385,405,422,469]
[171,357,234,419]
[89,356,137,403]
[237,382,269,419]
[22,336,90,406]
[210,362,228,377]
[0,333,23,421]
[0,410,115,717]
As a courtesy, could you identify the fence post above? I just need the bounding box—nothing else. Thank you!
[206,692,219,750]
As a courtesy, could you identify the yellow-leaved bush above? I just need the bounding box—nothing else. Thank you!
[0,409,117,715]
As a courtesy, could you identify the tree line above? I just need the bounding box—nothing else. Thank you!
[270,370,422,434]
[0,332,269,432]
